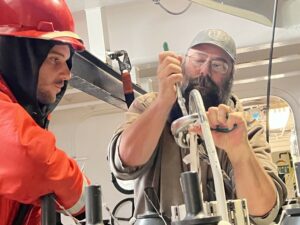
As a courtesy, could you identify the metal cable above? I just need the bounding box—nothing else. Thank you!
[153,0,192,15]
[266,0,279,142]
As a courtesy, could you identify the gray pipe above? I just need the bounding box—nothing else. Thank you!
[86,185,103,225]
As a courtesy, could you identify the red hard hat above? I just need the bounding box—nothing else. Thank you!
[0,0,84,51]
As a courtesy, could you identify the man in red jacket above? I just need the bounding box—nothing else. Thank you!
[0,0,89,224]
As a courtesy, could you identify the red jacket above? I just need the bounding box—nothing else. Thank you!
[0,75,88,224]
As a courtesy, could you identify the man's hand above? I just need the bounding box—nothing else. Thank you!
[118,52,183,167]
[189,104,277,216]
[157,51,183,108]
[190,104,251,165]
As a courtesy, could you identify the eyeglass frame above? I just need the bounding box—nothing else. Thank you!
[184,50,233,75]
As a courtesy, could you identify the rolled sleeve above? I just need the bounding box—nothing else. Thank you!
[247,121,287,224]
[250,192,281,225]
[108,127,157,181]
[107,93,159,181]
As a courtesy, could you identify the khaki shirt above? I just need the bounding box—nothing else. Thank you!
[108,92,287,225]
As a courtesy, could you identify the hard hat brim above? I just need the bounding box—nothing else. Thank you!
[0,29,85,51]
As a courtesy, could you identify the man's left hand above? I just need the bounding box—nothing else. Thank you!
[190,104,251,164]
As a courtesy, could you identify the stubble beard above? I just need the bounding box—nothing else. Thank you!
[37,88,56,105]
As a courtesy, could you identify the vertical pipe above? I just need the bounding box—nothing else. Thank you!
[180,171,203,218]
[86,185,103,225]
[189,89,229,222]
[41,193,56,225]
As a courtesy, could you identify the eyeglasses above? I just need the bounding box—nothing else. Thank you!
[185,51,230,75]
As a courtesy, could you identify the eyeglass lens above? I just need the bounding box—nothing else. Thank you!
[187,51,229,74]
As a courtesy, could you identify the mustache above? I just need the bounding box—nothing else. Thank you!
[194,79,216,90]
[183,75,219,96]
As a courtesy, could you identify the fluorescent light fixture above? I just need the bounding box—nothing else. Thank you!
[191,0,272,26]
[191,0,300,27]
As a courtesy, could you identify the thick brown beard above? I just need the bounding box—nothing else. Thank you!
[182,74,233,111]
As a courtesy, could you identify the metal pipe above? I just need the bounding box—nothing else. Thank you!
[189,89,229,222]
[86,185,103,225]
[41,193,56,225]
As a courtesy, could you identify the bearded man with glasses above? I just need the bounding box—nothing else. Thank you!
[108,29,287,225]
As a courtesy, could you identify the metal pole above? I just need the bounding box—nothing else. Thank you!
[41,193,56,225]
[86,185,103,225]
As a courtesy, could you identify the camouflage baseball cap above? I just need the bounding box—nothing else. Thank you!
[189,29,236,61]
